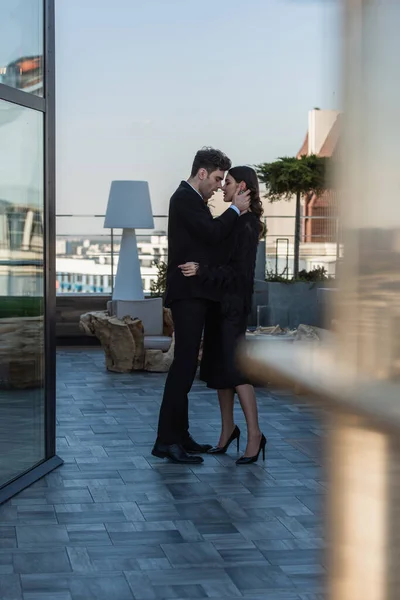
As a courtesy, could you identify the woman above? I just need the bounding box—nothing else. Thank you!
[179,166,266,464]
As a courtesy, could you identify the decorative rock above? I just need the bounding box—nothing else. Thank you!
[253,325,285,335]
[79,311,145,373]
[144,335,175,372]
[0,316,44,388]
[198,337,203,364]
[125,316,145,370]
[293,324,321,342]
[163,307,174,337]
[79,310,175,373]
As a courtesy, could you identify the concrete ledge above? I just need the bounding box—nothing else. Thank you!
[108,297,163,335]
[249,281,333,329]
[56,294,110,341]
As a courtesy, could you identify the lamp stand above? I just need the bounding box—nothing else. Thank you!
[107,228,163,334]
[113,228,144,301]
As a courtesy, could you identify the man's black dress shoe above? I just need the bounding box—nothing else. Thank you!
[152,442,203,464]
[182,435,212,454]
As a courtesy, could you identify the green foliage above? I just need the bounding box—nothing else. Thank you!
[0,296,43,319]
[265,266,331,284]
[255,155,328,203]
[297,266,331,282]
[265,267,290,282]
[150,261,167,300]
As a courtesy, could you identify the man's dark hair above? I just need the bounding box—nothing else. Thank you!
[190,147,231,177]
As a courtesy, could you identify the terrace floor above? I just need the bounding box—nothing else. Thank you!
[0,348,326,600]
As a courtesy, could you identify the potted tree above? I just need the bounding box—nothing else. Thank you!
[256,154,328,278]
[251,155,332,329]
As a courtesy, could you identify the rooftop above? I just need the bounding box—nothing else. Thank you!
[0,348,326,599]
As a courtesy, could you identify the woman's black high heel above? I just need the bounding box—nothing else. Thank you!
[236,433,267,465]
[207,425,241,455]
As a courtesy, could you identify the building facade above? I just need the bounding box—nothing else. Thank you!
[264,108,341,277]
[0,0,61,503]
[55,233,168,294]
[297,110,340,245]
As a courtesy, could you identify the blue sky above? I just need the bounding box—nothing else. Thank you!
[4,0,341,216]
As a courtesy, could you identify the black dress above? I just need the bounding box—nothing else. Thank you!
[199,212,260,389]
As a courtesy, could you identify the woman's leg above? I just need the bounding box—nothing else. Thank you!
[216,388,235,446]
[235,383,262,456]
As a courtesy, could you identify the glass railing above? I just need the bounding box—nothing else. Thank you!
[55,212,342,295]
[265,214,342,279]
[56,214,168,295]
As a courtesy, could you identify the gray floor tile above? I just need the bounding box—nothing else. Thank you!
[13,550,72,574]
[23,593,72,600]
[216,546,267,566]
[226,565,295,591]
[262,549,324,566]
[110,529,184,546]
[161,541,223,567]
[2,349,326,599]
[16,525,69,546]
[234,519,295,541]
[69,576,134,600]
[0,574,23,600]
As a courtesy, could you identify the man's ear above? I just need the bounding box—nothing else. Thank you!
[198,168,207,181]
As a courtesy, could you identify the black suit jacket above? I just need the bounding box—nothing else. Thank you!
[164,181,238,306]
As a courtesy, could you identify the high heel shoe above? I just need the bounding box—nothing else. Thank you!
[207,425,241,455]
[236,433,267,465]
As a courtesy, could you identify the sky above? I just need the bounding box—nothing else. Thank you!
[0,1,42,68]
[1,0,341,219]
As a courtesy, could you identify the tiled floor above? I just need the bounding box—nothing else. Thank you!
[0,348,327,600]
[0,389,44,486]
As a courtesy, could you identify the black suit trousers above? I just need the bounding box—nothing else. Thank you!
[157,298,213,445]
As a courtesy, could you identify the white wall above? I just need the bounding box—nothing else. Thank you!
[308,109,339,155]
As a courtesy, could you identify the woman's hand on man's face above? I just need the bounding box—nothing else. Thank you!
[232,188,251,213]
[178,262,199,277]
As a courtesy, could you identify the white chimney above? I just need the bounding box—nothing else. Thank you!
[308,109,339,155]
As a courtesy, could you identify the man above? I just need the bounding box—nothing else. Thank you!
[152,147,251,464]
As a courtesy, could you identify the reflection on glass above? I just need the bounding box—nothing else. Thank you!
[0,99,45,487]
[0,1,43,96]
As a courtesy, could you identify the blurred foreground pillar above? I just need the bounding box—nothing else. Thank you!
[242,1,400,598]
[330,1,400,597]
[328,415,400,600]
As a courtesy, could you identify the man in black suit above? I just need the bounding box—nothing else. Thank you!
[152,147,250,464]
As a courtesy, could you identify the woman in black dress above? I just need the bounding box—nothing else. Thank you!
[179,166,266,464]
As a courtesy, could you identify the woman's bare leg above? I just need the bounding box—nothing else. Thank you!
[235,384,262,456]
[216,388,235,446]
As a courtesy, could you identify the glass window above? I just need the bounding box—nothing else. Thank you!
[0,1,43,97]
[8,210,26,249]
[0,98,45,487]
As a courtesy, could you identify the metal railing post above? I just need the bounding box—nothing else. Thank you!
[110,227,114,294]
[293,192,301,278]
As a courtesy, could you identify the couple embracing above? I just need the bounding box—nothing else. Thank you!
[152,147,266,465]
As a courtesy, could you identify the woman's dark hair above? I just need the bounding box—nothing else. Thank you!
[229,166,265,238]
[191,147,232,177]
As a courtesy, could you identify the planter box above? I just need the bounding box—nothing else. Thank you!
[249,280,331,329]
[56,293,111,344]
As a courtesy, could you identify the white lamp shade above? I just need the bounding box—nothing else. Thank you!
[104,180,154,229]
